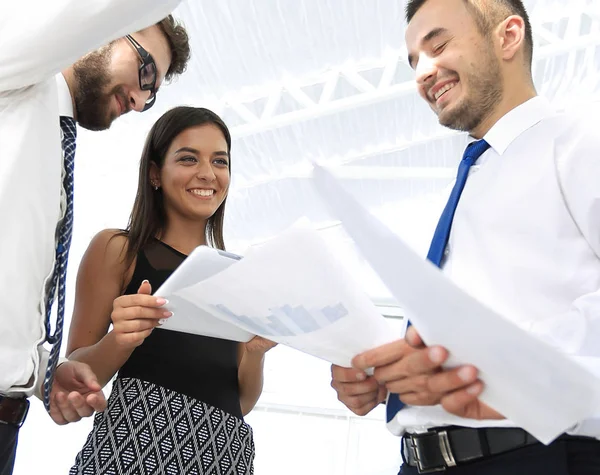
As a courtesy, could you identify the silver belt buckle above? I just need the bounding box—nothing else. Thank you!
[406,434,446,473]
[438,430,457,468]
[406,430,457,474]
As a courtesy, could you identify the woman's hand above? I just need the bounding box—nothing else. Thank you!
[110,280,171,349]
[245,336,277,354]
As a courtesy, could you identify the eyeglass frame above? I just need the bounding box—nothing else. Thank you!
[125,34,158,111]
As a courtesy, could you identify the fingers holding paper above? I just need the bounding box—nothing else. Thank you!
[330,364,387,416]
[111,280,172,349]
[352,326,504,420]
[352,338,445,406]
[245,336,277,354]
[437,379,503,420]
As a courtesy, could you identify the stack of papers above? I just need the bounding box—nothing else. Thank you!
[156,228,403,368]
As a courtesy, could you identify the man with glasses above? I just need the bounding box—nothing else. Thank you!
[0,1,190,473]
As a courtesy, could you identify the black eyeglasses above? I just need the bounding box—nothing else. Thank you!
[125,34,158,111]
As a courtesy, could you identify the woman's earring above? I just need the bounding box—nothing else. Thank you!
[151,181,159,191]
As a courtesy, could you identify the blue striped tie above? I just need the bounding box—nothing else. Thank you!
[42,116,77,412]
[386,139,491,423]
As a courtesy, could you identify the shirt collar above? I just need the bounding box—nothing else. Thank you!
[56,73,74,118]
[468,96,554,155]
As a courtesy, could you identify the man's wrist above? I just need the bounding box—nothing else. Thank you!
[33,353,69,401]
[56,356,69,369]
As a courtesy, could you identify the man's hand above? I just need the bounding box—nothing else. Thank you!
[352,327,444,405]
[352,326,504,420]
[330,365,387,416]
[48,360,107,425]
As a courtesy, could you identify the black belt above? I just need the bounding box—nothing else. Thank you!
[402,426,539,473]
[0,395,29,428]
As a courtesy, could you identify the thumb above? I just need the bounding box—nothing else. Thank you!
[405,325,424,348]
[74,363,102,392]
[138,279,152,295]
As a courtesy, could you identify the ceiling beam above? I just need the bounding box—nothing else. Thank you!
[230,127,462,191]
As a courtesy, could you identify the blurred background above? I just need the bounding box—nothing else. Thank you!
[14,0,600,473]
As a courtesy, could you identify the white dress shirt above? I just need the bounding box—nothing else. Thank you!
[0,0,181,397]
[388,97,600,439]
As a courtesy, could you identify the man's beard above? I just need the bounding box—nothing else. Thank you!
[436,47,503,133]
[72,44,127,131]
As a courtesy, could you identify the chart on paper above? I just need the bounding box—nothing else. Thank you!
[211,303,349,337]
[165,227,403,368]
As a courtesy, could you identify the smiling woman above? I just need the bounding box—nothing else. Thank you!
[127,106,232,258]
[64,107,271,475]
[150,122,231,233]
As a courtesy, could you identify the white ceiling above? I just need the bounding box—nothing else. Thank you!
[72,0,600,300]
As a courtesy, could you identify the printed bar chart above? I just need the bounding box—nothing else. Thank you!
[212,303,349,337]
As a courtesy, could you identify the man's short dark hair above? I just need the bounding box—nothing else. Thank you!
[405,0,534,69]
[157,14,191,81]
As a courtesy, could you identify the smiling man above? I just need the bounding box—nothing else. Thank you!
[330,0,600,474]
[0,2,190,473]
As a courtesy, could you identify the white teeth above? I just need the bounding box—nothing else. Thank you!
[190,189,214,197]
[434,82,457,100]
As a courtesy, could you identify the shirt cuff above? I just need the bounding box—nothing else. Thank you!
[33,347,68,401]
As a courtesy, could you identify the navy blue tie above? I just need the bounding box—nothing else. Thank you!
[386,139,490,423]
[42,116,77,413]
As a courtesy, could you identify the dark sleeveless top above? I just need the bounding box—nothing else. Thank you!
[117,239,242,419]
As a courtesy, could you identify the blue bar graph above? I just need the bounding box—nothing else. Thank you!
[265,315,295,336]
[215,304,274,336]
[210,302,350,336]
[322,303,348,323]
[281,305,319,333]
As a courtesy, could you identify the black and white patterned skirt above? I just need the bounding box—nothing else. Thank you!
[69,377,255,475]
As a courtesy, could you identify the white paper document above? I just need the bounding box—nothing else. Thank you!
[156,247,254,342]
[156,229,402,368]
[311,163,600,444]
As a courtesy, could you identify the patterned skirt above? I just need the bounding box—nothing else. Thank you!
[69,377,255,475]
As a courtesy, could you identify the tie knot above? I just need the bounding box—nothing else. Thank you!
[463,139,490,163]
